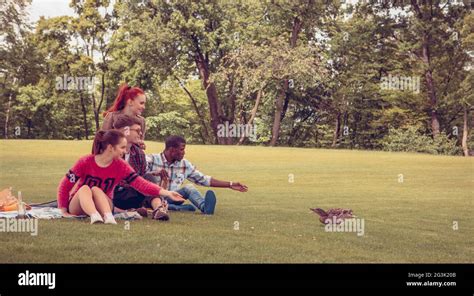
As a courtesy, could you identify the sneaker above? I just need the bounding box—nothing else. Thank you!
[152,206,169,221]
[136,207,148,218]
[103,213,117,224]
[90,213,104,224]
[203,190,217,215]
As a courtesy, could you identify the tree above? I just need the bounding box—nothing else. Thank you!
[263,0,329,146]
[115,0,265,144]
[70,0,114,130]
[388,0,472,138]
[459,11,474,156]
[0,0,35,138]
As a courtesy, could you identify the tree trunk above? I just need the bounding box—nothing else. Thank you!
[174,75,210,143]
[270,81,288,146]
[424,60,440,137]
[194,51,227,144]
[462,104,469,157]
[80,94,89,140]
[343,111,349,145]
[412,1,440,137]
[26,119,32,138]
[225,77,237,145]
[4,76,17,139]
[92,97,99,131]
[332,113,341,147]
[315,126,318,146]
[197,129,206,144]
[350,115,357,149]
[280,93,290,122]
[238,88,263,145]
[4,92,12,139]
[269,16,302,146]
[98,73,106,121]
[91,74,103,132]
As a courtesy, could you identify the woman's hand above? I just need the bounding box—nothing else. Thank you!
[160,189,185,202]
[60,208,76,218]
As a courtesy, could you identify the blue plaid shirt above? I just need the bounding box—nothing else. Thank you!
[146,153,211,191]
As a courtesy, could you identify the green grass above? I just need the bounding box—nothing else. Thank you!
[0,140,473,263]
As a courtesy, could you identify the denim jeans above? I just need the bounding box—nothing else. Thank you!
[169,184,205,211]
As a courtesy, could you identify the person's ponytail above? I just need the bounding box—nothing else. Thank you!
[103,83,144,117]
[92,130,125,155]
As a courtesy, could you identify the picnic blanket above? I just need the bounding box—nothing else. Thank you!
[0,207,63,219]
[0,207,142,220]
[30,200,143,220]
[0,188,144,221]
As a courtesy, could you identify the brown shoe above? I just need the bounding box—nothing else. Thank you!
[136,207,148,218]
[152,206,169,221]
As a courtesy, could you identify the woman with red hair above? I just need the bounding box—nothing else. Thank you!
[103,83,147,147]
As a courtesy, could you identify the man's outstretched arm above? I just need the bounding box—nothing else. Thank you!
[184,160,248,192]
[210,178,248,192]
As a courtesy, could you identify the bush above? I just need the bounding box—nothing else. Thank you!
[382,126,461,155]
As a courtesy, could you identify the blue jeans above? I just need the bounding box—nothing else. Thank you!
[169,184,205,211]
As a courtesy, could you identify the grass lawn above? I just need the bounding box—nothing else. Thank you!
[0,140,472,263]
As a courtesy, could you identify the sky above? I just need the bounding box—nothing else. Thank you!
[27,0,75,24]
[23,0,370,24]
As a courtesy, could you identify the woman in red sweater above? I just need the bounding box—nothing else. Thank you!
[57,130,184,224]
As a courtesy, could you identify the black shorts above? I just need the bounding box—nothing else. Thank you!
[113,174,161,210]
[113,186,159,210]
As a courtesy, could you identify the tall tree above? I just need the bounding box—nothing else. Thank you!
[70,0,114,130]
[0,0,33,138]
[115,0,264,144]
[264,0,328,146]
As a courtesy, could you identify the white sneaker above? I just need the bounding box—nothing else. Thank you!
[103,213,117,225]
[90,213,104,224]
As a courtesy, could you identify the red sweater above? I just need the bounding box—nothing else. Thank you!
[57,154,161,209]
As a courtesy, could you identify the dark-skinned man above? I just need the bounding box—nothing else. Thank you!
[146,136,248,214]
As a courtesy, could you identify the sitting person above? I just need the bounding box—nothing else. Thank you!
[146,135,248,215]
[57,130,184,224]
[110,114,173,221]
